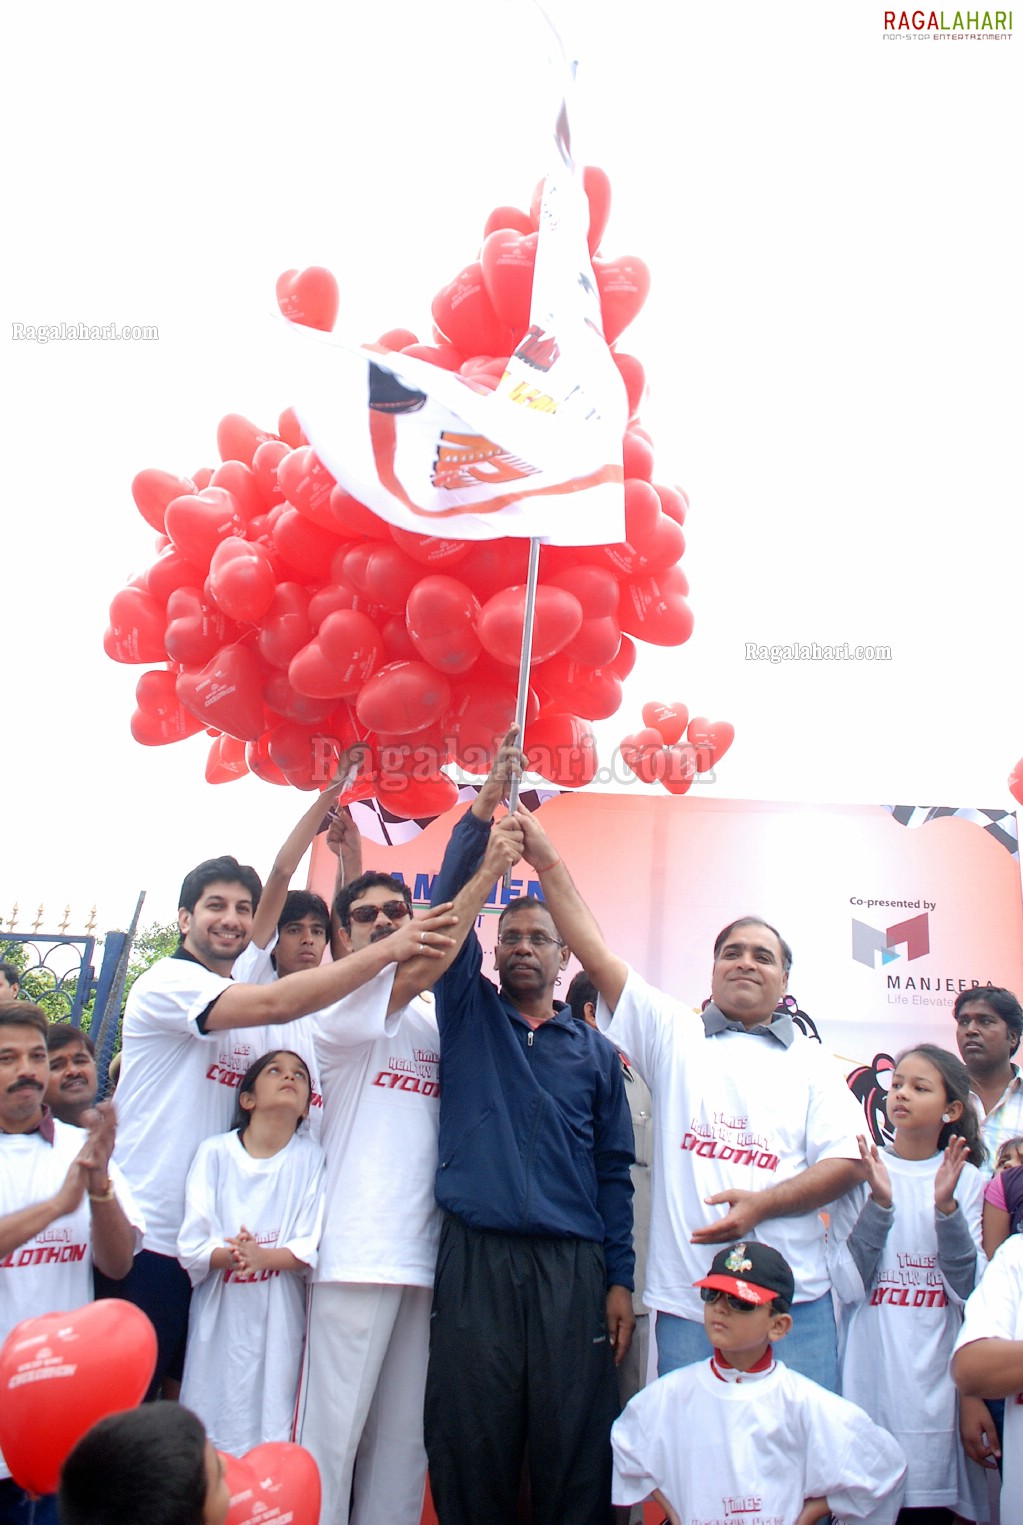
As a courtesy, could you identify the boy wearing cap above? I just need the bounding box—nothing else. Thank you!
[611,1242,907,1525]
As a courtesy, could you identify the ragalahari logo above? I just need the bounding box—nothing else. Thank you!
[852,912,930,968]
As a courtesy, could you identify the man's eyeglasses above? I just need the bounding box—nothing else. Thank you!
[700,1287,761,1313]
[496,931,564,949]
[349,900,412,925]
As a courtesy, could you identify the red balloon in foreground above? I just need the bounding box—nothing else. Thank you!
[224,1441,321,1525]
[0,1301,156,1496]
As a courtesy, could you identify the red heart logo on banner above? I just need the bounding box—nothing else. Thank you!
[176,643,268,740]
[686,717,735,769]
[593,255,651,344]
[275,267,340,333]
[223,1441,321,1525]
[0,1300,157,1496]
[641,701,689,745]
[131,669,206,746]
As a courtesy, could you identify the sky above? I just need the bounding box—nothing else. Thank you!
[3,0,1020,936]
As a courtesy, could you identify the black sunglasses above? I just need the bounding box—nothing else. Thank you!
[700,1287,761,1313]
[348,900,412,925]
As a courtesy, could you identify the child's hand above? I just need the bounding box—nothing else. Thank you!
[934,1134,970,1215]
[226,1225,266,1278]
[855,1135,893,1209]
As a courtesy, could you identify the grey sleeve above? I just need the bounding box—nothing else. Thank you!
[935,1204,978,1301]
[846,1196,895,1291]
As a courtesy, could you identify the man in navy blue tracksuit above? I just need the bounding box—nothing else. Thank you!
[425,735,635,1525]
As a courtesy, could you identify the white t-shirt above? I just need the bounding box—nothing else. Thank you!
[953,1235,1023,1525]
[314,965,441,1287]
[114,953,271,1256]
[611,1357,906,1523]
[600,969,863,1320]
[232,937,324,1142]
[178,1129,325,1456]
[829,1152,987,1519]
[0,1119,144,1480]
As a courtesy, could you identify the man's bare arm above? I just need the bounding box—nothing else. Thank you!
[515,804,628,1010]
[326,808,364,961]
[387,817,525,1013]
[691,1158,862,1245]
[206,904,457,1030]
[249,780,345,950]
[954,1339,1023,1400]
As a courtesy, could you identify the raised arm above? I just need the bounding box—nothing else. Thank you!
[388,817,524,1013]
[515,804,628,1010]
[250,779,346,949]
[205,903,457,1030]
[325,807,364,960]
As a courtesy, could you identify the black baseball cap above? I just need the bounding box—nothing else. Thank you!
[694,1241,795,1307]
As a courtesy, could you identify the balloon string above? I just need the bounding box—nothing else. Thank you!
[504,536,541,889]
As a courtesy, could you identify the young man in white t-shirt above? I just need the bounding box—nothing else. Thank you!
[108,848,460,1399]
[513,806,864,1392]
[294,823,525,1525]
[0,1003,143,1521]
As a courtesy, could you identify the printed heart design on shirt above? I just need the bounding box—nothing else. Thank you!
[223,1441,321,1525]
[0,1300,157,1496]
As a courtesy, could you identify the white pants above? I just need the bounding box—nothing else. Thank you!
[295,1282,431,1525]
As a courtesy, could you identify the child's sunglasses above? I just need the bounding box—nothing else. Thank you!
[700,1287,760,1313]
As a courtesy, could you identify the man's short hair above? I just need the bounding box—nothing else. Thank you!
[278,889,330,936]
[713,916,793,975]
[58,1403,209,1525]
[0,1002,48,1041]
[334,872,411,931]
[566,971,597,1022]
[497,895,557,930]
[953,986,1023,1050]
[46,1022,96,1057]
[178,856,262,916]
[0,960,20,991]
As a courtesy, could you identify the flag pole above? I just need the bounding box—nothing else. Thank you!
[503,536,541,886]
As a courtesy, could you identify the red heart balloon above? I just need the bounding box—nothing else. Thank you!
[315,610,384,694]
[356,661,451,737]
[278,408,308,449]
[654,482,688,527]
[208,538,278,625]
[277,447,339,530]
[275,267,340,333]
[641,701,689,745]
[104,587,168,664]
[271,509,344,582]
[131,469,196,533]
[223,1441,321,1525]
[593,255,651,345]
[144,545,207,604]
[431,262,515,358]
[601,480,684,577]
[0,1300,157,1496]
[258,582,313,669]
[251,439,291,508]
[612,353,647,420]
[1010,759,1023,806]
[659,743,699,796]
[262,670,335,724]
[343,543,422,614]
[609,635,638,680]
[206,733,249,784]
[165,488,247,572]
[400,341,464,372]
[622,430,655,483]
[619,727,666,785]
[456,540,532,603]
[525,712,598,788]
[309,578,384,630]
[217,414,279,468]
[547,563,620,619]
[534,654,622,721]
[376,326,419,350]
[405,576,482,675]
[376,770,460,821]
[131,670,206,747]
[266,721,325,790]
[165,586,239,667]
[477,585,583,667]
[480,230,538,334]
[328,488,391,542]
[176,644,268,741]
[563,615,621,668]
[389,526,470,568]
[686,718,735,770]
[483,205,535,238]
[244,733,290,785]
[582,166,612,256]
[209,461,265,525]
[618,565,694,648]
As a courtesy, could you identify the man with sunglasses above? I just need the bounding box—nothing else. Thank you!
[423,735,635,1525]
[296,832,525,1525]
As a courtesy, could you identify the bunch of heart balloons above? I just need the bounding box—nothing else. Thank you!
[620,701,735,797]
[105,167,696,816]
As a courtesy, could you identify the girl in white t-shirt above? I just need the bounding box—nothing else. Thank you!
[829,1044,987,1525]
[178,1049,325,1457]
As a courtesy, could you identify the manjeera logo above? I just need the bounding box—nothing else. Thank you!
[852,911,930,968]
[883,8,1013,38]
